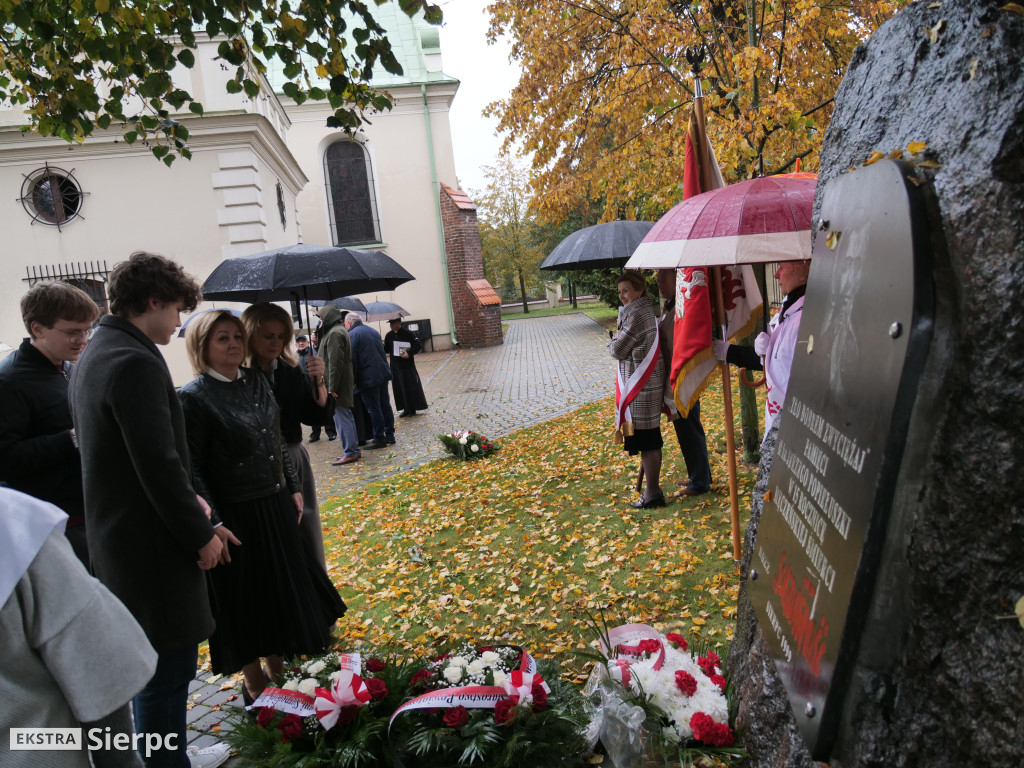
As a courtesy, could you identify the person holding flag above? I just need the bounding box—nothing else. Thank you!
[609,272,667,509]
[714,259,810,441]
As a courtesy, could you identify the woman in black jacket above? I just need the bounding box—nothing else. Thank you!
[242,303,332,571]
[179,311,346,704]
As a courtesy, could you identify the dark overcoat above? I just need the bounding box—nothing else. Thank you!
[69,315,216,652]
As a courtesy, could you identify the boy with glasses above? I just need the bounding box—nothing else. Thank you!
[0,281,99,568]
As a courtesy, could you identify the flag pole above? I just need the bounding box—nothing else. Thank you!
[689,55,743,561]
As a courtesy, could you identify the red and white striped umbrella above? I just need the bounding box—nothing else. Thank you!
[626,174,817,269]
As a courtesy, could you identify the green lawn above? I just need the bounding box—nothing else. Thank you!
[318,380,757,678]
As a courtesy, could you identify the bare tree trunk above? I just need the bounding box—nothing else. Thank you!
[569,275,578,308]
[518,269,529,313]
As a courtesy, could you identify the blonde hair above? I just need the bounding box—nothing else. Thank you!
[185,310,247,376]
[241,303,297,368]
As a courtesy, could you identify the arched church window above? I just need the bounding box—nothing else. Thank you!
[323,141,380,246]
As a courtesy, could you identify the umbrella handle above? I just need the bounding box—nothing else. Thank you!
[738,367,766,389]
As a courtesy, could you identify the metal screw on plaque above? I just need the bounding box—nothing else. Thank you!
[889,321,903,339]
[805,702,817,718]
[750,569,759,581]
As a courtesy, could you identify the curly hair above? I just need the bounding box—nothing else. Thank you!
[20,281,100,336]
[184,310,246,376]
[241,303,298,368]
[108,252,202,318]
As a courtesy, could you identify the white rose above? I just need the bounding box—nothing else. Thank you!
[443,665,463,684]
[459,436,468,445]
[306,660,326,675]
[282,679,299,691]
[470,444,480,453]
[466,660,485,676]
[491,670,507,686]
[450,656,468,667]
[480,651,500,665]
[298,678,318,697]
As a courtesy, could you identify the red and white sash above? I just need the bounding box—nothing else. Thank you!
[615,329,661,439]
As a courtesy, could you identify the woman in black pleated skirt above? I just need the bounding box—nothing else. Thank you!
[179,310,346,702]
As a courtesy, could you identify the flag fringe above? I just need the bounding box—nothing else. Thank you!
[729,301,763,344]
[673,346,717,416]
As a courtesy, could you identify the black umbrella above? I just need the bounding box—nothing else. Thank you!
[177,307,242,338]
[539,220,656,271]
[301,297,368,313]
[201,243,415,341]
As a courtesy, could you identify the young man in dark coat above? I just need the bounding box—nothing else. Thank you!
[0,281,98,568]
[383,317,429,417]
[69,252,233,768]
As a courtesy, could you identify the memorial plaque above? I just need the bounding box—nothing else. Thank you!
[747,159,937,759]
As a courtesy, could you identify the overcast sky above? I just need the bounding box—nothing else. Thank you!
[436,0,521,196]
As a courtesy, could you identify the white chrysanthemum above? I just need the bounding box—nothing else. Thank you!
[282,679,299,691]
[443,665,463,684]
[306,660,326,675]
[298,678,318,697]
[328,670,342,682]
[480,651,500,665]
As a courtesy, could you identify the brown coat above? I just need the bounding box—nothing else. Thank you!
[609,295,666,430]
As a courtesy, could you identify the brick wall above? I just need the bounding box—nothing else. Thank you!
[440,184,503,348]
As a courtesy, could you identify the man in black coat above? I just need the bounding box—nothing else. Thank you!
[0,281,98,568]
[70,252,231,768]
[383,317,429,417]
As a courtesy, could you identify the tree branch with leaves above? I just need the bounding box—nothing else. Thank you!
[0,0,442,165]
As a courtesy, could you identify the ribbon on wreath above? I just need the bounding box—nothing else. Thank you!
[388,646,543,730]
[601,623,667,677]
[314,669,372,730]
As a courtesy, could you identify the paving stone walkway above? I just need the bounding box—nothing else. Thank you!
[184,312,616,756]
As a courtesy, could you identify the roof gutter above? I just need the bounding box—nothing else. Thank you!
[422,83,458,347]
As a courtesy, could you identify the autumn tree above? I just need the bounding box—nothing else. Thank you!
[0,0,441,164]
[486,0,908,223]
[475,156,545,313]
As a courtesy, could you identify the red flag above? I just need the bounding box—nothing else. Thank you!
[670,111,761,415]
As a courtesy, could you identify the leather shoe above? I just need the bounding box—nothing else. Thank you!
[399,410,415,417]
[386,437,397,445]
[327,434,337,441]
[332,455,360,465]
[309,435,320,443]
[364,440,387,450]
[630,493,666,509]
[677,485,709,497]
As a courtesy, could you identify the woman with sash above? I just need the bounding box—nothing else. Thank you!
[609,272,667,509]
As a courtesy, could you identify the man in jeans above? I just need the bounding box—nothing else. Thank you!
[345,313,395,448]
[70,252,233,768]
[319,305,361,466]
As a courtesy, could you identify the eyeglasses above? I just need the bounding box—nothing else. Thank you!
[53,328,93,342]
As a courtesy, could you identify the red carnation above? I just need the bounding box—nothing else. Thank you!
[494,697,517,725]
[365,677,388,700]
[366,658,386,673]
[255,707,275,728]
[277,713,303,743]
[410,668,434,688]
[443,705,469,728]
[336,706,358,727]
[690,712,734,747]
[698,652,721,676]
[710,673,727,693]
[637,639,661,655]
[674,670,698,697]
[531,682,548,712]
[665,632,688,651]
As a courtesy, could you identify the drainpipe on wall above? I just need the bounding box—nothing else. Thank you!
[422,83,458,347]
